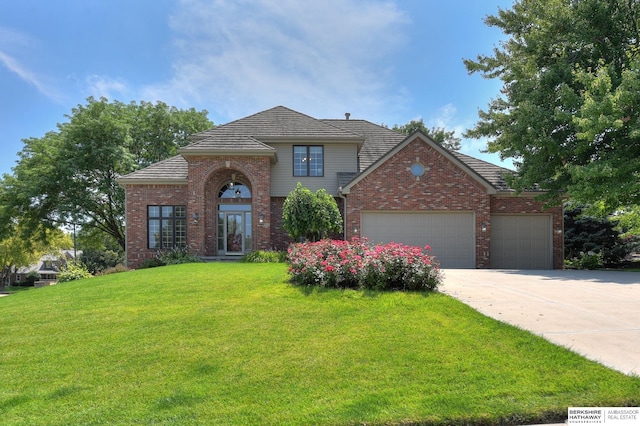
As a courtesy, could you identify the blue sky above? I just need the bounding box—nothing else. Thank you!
[0,0,515,177]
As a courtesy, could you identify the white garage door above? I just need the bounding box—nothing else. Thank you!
[361,212,475,268]
[491,215,552,269]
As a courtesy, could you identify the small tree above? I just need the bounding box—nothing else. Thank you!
[564,206,630,266]
[282,183,343,242]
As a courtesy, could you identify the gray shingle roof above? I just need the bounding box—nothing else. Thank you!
[450,151,514,192]
[118,155,188,184]
[184,106,362,154]
[119,106,515,192]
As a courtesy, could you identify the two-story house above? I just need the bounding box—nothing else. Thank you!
[118,106,563,269]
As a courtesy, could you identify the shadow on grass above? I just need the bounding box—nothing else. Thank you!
[290,281,439,299]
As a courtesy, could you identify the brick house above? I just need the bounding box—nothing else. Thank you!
[118,106,563,269]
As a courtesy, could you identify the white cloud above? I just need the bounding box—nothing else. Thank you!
[85,75,129,100]
[142,0,409,122]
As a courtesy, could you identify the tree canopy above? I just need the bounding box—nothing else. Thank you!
[0,221,72,290]
[393,119,461,151]
[282,183,343,242]
[1,97,213,251]
[464,0,640,215]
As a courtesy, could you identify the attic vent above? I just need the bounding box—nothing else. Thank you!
[345,112,351,120]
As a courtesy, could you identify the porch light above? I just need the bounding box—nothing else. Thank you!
[259,214,264,224]
[353,227,358,234]
[555,228,563,235]
[481,223,487,233]
[191,212,200,225]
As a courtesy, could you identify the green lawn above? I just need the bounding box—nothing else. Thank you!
[1,263,638,425]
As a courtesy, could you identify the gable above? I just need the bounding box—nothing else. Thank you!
[340,132,497,195]
[184,106,364,154]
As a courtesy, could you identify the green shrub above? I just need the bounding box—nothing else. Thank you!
[17,271,41,287]
[98,264,131,275]
[578,252,604,270]
[57,262,93,283]
[80,248,124,274]
[155,247,203,266]
[241,250,286,263]
[141,257,165,269]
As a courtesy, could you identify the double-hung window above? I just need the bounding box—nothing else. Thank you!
[148,205,186,249]
[293,145,323,177]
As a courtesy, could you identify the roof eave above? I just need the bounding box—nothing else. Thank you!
[117,178,189,186]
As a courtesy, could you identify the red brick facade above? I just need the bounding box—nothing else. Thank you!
[343,138,492,268]
[122,137,563,269]
[123,184,189,267]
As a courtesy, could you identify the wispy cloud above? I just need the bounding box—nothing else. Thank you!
[142,0,410,122]
[0,50,63,102]
[85,75,129,100]
[0,26,64,102]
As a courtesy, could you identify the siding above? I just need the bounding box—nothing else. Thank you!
[269,142,359,196]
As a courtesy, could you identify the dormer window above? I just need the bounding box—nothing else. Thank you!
[293,146,323,177]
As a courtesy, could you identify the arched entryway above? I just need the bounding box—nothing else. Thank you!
[216,180,252,255]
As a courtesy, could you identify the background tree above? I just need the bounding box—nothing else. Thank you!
[0,97,213,251]
[464,0,640,217]
[393,119,461,150]
[282,183,343,242]
[0,222,72,290]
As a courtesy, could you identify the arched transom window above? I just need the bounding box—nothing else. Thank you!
[218,182,251,199]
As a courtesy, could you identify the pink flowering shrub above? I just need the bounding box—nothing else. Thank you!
[286,238,442,291]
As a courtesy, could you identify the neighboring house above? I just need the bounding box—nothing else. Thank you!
[118,106,563,269]
[13,250,81,285]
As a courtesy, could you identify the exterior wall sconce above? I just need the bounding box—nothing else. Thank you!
[259,214,265,224]
[353,227,358,234]
[481,223,487,233]
[555,228,563,235]
[191,212,199,225]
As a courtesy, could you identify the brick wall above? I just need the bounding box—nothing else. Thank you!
[123,155,272,268]
[123,183,188,268]
[345,137,492,268]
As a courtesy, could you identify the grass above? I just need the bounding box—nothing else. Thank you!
[0,263,638,425]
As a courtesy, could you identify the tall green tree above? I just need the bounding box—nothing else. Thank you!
[1,97,213,251]
[282,183,343,242]
[393,119,461,150]
[464,0,640,214]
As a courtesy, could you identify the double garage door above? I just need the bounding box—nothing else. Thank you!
[361,212,475,268]
[361,212,552,269]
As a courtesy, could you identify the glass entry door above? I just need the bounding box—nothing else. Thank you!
[225,213,244,254]
[217,205,252,256]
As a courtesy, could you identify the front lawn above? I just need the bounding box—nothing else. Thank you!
[0,263,638,425]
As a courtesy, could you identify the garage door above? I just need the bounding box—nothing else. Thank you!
[361,212,475,268]
[491,215,552,269]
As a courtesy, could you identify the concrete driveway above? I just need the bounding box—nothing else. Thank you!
[440,269,640,376]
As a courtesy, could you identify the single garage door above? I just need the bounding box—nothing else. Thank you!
[361,212,475,268]
[491,215,552,269]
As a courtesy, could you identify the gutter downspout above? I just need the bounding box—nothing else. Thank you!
[338,187,347,241]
